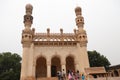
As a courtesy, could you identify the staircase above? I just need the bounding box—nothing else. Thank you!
[37,77,58,80]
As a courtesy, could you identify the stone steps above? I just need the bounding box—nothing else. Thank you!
[37,77,120,80]
[37,77,58,80]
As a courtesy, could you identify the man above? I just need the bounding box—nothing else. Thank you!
[62,69,66,80]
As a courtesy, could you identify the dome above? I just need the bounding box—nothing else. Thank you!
[75,6,81,13]
[75,6,82,16]
[26,4,33,10]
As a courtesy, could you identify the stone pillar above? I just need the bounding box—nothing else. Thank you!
[117,69,120,76]
[112,70,115,77]
[109,72,111,77]
[103,74,105,77]
[47,65,51,77]
[97,75,99,78]
[47,61,51,77]
[109,71,112,77]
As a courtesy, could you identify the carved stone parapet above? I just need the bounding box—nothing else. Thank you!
[33,41,77,46]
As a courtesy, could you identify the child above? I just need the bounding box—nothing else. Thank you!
[81,74,85,80]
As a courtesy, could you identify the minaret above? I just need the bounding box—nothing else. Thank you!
[21,4,34,47]
[21,4,35,80]
[75,6,87,47]
[74,6,89,73]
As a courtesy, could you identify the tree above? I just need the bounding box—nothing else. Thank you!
[88,50,111,67]
[0,52,21,80]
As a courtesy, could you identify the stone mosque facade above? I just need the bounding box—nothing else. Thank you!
[20,4,89,80]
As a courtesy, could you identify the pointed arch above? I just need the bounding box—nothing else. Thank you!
[36,56,47,78]
[51,55,61,77]
[66,55,75,73]
[114,70,119,77]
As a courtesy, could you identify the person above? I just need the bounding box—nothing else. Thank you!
[72,71,76,80]
[68,72,72,80]
[62,69,66,80]
[75,70,80,80]
[57,71,61,80]
[60,71,63,80]
[81,74,85,80]
[68,70,74,80]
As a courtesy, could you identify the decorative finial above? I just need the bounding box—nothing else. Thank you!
[60,28,63,34]
[32,28,35,33]
[75,6,82,16]
[74,29,77,34]
[25,4,33,15]
[47,28,50,34]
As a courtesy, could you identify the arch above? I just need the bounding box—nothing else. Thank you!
[114,70,119,77]
[51,56,61,77]
[36,56,47,78]
[34,54,47,66]
[39,38,42,41]
[66,55,75,74]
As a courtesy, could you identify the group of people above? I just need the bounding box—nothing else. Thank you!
[57,69,85,80]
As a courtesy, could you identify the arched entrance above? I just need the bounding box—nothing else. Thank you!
[36,56,47,78]
[51,56,61,77]
[66,56,75,73]
[114,70,119,77]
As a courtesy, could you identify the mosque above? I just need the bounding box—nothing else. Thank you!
[20,4,89,80]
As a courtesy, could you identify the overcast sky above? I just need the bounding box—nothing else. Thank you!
[0,0,120,65]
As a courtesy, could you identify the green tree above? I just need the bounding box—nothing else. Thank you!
[0,52,21,80]
[88,50,111,67]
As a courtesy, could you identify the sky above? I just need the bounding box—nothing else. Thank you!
[0,0,120,65]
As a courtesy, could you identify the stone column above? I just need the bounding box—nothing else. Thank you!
[117,69,120,76]
[109,72,112,77]
[108,71,112,77]
[112,70,115,77]
[47,61,51,77]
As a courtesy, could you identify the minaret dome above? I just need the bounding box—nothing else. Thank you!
[25,4,33,15]
[75,6,82,16]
